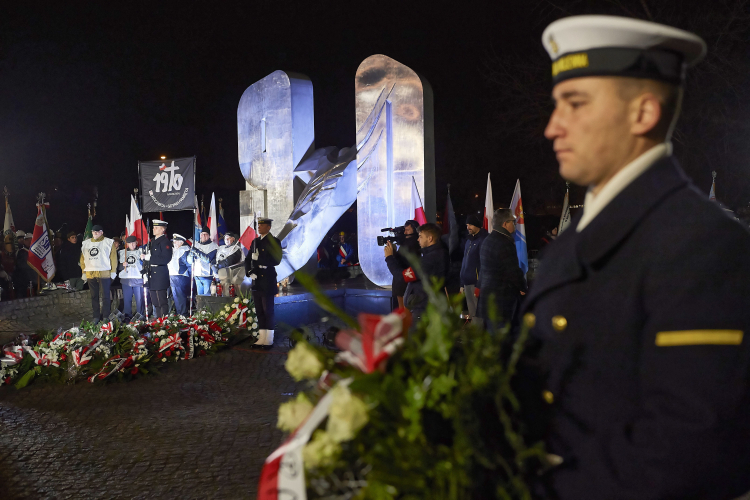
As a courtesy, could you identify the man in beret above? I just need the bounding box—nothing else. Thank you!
[523,15,750,499]
[80,225,118,323]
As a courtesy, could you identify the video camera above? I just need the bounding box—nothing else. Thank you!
[377,226,406,247]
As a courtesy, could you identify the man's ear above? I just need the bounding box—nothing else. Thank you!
[630,92,662,137]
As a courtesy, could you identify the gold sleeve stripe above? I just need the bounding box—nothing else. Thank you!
[655,330,743,347]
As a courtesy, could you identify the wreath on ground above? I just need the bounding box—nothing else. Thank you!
[0,297,259,389]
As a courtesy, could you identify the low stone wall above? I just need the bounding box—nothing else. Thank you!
[0,291,93,344]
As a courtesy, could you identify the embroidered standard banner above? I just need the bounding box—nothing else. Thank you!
[138,156,196,213]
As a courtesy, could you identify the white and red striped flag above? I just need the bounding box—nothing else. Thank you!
[129,195,149,246]
[483,173,494,231]
[28,197,55,283]
[410,177,427,225]
[208,193,219,246]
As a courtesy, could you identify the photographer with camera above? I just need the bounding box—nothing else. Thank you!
[385,223,448,323]
[381,220,421,309]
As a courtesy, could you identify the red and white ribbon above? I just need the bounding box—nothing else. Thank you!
[258,379,352,500]
[72,339,103,367]
[158,333,183,353]
[25,347,60,367]
[1,346,25,365]
[88,354,133,382]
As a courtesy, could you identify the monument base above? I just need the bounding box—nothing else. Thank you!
[196,275,392,330]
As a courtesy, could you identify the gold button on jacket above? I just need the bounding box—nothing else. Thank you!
[552,315,567,332]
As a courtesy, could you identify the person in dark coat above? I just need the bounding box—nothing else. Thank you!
[245,218,282,346]
[384,220,421,309]
[386,223,448,324]
[142,220,172,318]
[522,15,750,499]
[56,232,84,290]
[476,208,527,329]
[459,214,488,324]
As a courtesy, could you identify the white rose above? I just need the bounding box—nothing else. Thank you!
[161,358,167,362]
[301,430,340,470]
[277,393,314,432]
[234,298,240,303]
[284,342,324,381]
[251,323,258,329]
[243,298,249,304]
[326,383,369,442]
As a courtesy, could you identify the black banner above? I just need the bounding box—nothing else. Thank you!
[139,156,195,213]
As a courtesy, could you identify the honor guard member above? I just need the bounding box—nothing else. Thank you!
[244,217,282,346]
[80,225,118,323]
[188,227,218,296]
[168,233,191,316]
[141,220,172,318]
[215,231,243,286]
[119,235,145,319]
[523,16,750,499]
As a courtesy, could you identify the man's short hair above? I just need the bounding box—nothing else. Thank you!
[616,78,680,140]
[493,208,515,231]
[417,223,441,243]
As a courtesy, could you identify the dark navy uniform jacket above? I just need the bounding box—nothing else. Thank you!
[146,235,172,291]
[244,233,282,294]
[523,156,750,499]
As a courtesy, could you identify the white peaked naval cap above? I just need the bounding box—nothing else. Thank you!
[542,15,706,85]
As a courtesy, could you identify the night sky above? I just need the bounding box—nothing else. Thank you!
[2,1,748,242]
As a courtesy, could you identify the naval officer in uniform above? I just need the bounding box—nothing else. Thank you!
[141,219,172,318]
[245,218,282,346]
[523,16,750,499]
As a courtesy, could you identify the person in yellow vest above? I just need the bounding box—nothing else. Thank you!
[79,224,118,324]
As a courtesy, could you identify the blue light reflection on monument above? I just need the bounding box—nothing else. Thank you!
[355,55,435,286]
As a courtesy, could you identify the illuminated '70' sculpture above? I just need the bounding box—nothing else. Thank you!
[237,55,435,287]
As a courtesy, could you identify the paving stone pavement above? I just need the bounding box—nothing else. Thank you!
[0,338,301,500]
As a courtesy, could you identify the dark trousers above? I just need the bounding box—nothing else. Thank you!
[150,289,169,318]
[121,278,145,318]
[89,277,111,322]
[170,275,191,316]
[252,291,276,330]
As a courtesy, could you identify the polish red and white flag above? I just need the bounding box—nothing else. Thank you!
[411,177,427,225]
[128,195,149,246]
[27,199,55,283]
[483,173,494,231]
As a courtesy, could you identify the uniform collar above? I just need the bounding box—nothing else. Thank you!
[577,143,671,232]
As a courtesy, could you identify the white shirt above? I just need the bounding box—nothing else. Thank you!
[577,143,671,232]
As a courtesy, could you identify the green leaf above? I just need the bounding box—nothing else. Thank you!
[14,369,36,390]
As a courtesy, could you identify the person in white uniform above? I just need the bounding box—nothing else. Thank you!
[118,235,145,319]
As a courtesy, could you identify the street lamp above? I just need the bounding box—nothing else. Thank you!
[160,156,166,160]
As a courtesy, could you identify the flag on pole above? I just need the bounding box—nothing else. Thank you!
[558,184,571,234]
[84,215,93,240]
[3,189,16,243]
[28,196,55,283]
[442,186,459,255]
[217,198,228,244]
[239,225,257,258]
[193,195,203,242]
[411,177,427,225]
[208,193,219,246]
[510,179,528,275]
[709,171,717,201]
[483,173,494,231]
[129,195,149,246]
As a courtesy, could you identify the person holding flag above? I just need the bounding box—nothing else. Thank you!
[118,235,145,319]
[167,234,191,316]
[188,227,219,296]
[335,231,354,267]
[80,225,118,324]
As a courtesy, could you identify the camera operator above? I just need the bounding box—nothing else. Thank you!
[386,223,448,323]
[383,220,421,309]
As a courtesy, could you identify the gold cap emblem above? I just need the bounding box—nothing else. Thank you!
[549,35,559,55]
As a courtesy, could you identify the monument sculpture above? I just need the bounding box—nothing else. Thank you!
[237,56,434,287]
